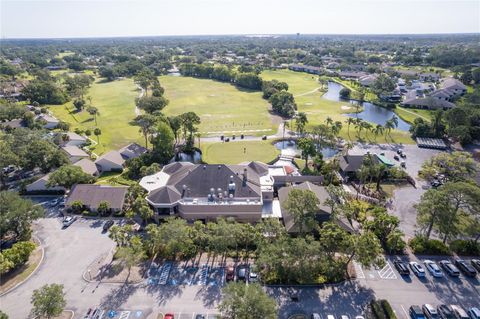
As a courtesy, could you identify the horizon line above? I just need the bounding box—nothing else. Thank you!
[2,32,480,41]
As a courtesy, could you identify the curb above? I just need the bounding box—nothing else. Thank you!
[65,310,75,319]
[265,278,355,288]
[0,235,45,297]
[81,250,145,285]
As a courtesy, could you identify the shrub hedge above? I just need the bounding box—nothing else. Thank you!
[409,236,451,255]
[449,240,480,256]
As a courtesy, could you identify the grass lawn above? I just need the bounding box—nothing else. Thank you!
[160,76,277,136]
[49,78,143,155]
[56,51,75,58]
[261,69,320,96]
[261,69,415,144]
[395,106,434,124]
[200,140,280,164]
[393,65,453,77]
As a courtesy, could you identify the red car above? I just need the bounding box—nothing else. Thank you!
[164,314,174,319]
[226,266,235,281]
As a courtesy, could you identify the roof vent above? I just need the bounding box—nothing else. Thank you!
[203,165,207,169]
[218,165,221,169]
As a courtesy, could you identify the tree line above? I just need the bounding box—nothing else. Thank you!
[414,152,480,254]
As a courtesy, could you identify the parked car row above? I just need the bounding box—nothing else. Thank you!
[410,304,480,319]
[393,258,479,279]
[225,264,258,283]
[310,314,365,319]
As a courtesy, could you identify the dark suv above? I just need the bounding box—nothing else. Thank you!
[237,265,249,282]
[410,305,426,319]
[437,305,454,319]
[394,260,410,275]
[439,260,460,277]
[454,258,477,277]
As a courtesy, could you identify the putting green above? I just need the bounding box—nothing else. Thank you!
[200,140,280,164]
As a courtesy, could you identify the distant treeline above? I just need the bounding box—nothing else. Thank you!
[179,63,296,117]
[178,63,262,90]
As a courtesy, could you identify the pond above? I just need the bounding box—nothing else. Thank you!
[324,81,411,131]
[172,150,202,164]
[274,140,338,158]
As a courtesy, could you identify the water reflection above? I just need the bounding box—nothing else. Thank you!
[324,81,410,131]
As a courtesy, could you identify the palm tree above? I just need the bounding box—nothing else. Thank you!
[374,124,384,141]
[384,119,395,142]
[87,106,99,125]
[355,118,363,137]
[343,141,354,156]
[332,121,343,137]
[282,120,289,139]
[432,110,444,137]
[325,117,333,128]
[295,112,308,136]
[360,122,371,140]
[94,128,101,144]
[345,117,355,139]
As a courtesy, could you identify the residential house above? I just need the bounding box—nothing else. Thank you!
[359,74,378,87]
[25,173,65,193]
[1,119,26,130]
[439,78,467,97]
[402,96,455,110]
[25,158,98,193]
[36,114,59,129]
[119,143,148,160]
[288,64,322,75]
[278,182,354,234]
[73,158,99,177]
[65,184,128,213]
[419,72,440,82]
[62,132,87,147]
[339,154,379,180]
[337,71,368,80]
[95,150,125,172]
[61,146,90,163]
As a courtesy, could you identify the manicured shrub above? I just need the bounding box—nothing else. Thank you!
[370,300,387,319]
[409,236,451,255]
[450,240,480,256]
[0,241,36,274]
[380,299,397,319]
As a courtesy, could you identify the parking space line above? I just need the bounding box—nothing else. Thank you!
[378,261,397,280]
[119,311,131,319]
[401,304,409,319]
[158,262,172,285]
[353,261,365,279]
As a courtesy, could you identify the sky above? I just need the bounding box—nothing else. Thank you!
[1,0,479,39]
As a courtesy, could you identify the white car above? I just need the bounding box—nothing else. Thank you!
[424,260,443,277]
[409,261,426,277]
[62,216,77,228]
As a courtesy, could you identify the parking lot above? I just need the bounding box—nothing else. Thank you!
[147,262,251,287]
[356,255,480,318]
[81,309,221,319]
